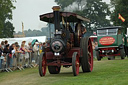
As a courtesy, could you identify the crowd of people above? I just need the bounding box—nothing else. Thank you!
[0,40,46,72]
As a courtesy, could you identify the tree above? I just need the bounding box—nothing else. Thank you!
[54,0,74,11]
[110,0,120,7]
[110,0,128,33]
[0,0,16,38]
[55,0,111,31]
[83,0,111,30]
[3,21,14,37]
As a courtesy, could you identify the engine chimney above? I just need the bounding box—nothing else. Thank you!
[52,6,61,32]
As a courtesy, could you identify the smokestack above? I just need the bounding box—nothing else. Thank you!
[52,6,61,32]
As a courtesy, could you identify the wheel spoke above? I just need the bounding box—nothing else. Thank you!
[88,52,91,57]
[88,62,91,66]
[88,44,90,48]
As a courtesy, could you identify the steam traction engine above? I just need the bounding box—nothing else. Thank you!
[39,6,93,76]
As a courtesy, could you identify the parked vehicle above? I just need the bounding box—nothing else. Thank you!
[95,26,126,60]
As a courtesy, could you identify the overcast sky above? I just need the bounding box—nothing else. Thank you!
[12,0,110,32]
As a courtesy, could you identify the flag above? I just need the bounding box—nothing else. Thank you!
[118,13,125,22]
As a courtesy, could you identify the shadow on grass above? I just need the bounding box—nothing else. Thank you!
[45,70,91,78]
[45,72,73,77]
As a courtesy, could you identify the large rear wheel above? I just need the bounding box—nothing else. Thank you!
[80,37,93,72]
[48,66,61,74]
[72,52,79,76]
[39,53,46,77]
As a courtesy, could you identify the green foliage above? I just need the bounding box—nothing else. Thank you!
[54,0,74,11]
[3,21,15,37]
[110,0,120,8]
[111,0,128,33]
[55,0,111,31]
[0,0,16,38]
[83,0,111,30]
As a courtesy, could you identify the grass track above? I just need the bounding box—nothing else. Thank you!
[0,59,128,85]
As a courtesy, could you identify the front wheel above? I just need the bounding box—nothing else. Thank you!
[120,49,125,59]
[39,53,46,77]
[72,52,79,76]
[96,51,101,61]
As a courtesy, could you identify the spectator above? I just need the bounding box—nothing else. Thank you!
[4,40,8,47]
[12,44,22,70]
[33,42,39,66]
[3,44,10,67]
[0,44,3,57]
[95,42,98,50]
[27,42,32,50]
[0,44,3,69]
[15,45,23,69]
[42,42,46,53]
[9,44,15,53]
[27,42,33,65]
[9,43,16,67]
[3,44,10,54]
[1,41,5,50]
[26,42,32,52]
[22,40,28,49]
[15,42,19,46]
[22,40,26,44]
[20,43,27,67]
[92,42,95,50]
[39,42,43,54]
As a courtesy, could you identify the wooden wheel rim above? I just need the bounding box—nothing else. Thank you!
[42,56,46,76]
[76,54,79,75]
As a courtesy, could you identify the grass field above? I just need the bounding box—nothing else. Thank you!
[0,58,128,85]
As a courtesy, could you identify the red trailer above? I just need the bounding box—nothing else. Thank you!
[39,6,93,76]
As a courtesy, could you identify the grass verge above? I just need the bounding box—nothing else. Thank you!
[0,59,128,85]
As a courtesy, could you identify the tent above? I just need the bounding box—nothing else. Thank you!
[0,36,46,45]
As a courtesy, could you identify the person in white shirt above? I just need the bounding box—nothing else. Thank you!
[33,42,39,66]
